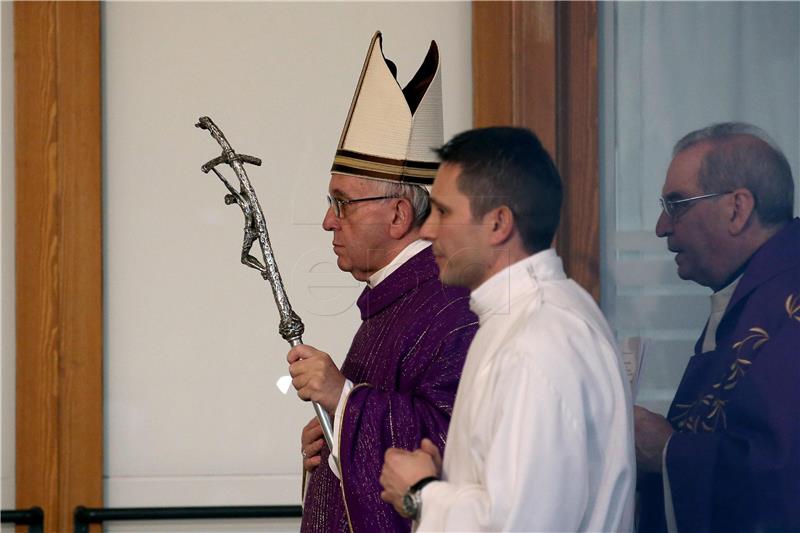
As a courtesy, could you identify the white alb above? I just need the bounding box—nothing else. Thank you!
[418,249,635,532]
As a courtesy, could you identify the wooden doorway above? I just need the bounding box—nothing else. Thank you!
[473,1,600,299]
[14,2,103,531]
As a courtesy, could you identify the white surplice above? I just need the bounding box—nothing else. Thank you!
[417,249,635,532]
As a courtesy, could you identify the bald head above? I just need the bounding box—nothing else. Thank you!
[674,123,795,228]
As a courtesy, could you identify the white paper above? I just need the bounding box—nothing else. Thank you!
[620,336,647,400]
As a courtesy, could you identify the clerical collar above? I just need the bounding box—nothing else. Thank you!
[702,274,742,353]
[368,239,432,288]
[469,248,566,323]
[711,275,740,313]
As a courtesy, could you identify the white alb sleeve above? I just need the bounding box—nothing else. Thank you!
[662,434,678,533]
[327,379,353,479]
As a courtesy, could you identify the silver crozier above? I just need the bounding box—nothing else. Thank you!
[195,116,334,451]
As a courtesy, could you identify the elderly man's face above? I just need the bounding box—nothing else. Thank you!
[322,173,397,282]
[655,143,731,289]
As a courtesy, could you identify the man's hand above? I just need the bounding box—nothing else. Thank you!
[634,405,674,474]
[379,438,441,515]
[301,417,324,472]
[287,344,345,415]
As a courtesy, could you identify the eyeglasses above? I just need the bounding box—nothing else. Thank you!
[659,191,731,219]
[326,194,400,218]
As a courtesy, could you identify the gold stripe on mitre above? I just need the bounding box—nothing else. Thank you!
[332,150,438,185]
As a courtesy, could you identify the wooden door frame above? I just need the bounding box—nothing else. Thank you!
[473,1,600,300]
[15,2,103,531]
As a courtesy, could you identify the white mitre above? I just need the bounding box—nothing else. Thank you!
[332,31,443,185]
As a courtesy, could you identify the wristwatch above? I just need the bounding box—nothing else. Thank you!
[401,475,438,520]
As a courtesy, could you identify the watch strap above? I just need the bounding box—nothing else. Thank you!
[409,475,439,494]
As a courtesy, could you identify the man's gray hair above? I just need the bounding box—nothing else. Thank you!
[375,180,431,228]
[673,122,795,226]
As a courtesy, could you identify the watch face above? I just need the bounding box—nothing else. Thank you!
[401,491,418,519]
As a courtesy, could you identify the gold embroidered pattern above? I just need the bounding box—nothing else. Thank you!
[731,327,770,351]
[786,293,800,322]
[670,326,768,433]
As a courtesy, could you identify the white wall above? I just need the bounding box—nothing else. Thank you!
[1,0,15,514]
[103,2,471,530]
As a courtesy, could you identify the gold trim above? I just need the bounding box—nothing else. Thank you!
[333,155,437,178]
[336,148,439,170]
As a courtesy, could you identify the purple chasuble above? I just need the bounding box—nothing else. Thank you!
[301,247,478,532]
[639,218,800,533]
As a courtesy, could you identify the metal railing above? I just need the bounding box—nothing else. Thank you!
[1,507,44,533]
[73,505,302,533]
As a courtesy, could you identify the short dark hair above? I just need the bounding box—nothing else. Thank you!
[435,127,563,253]
[674,122,795,226]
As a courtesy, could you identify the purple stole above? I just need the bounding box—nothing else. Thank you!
[300,247,478,532]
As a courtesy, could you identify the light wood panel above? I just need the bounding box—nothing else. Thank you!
[556,1,600,301]
[15,2,103,531]
[473,1,600,300]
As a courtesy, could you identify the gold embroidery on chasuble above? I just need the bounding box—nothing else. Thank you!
[786,292,800,322]
[670,326,769,433]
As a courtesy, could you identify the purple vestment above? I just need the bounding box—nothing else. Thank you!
[640,218,800,532]
[301,247,478,532]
